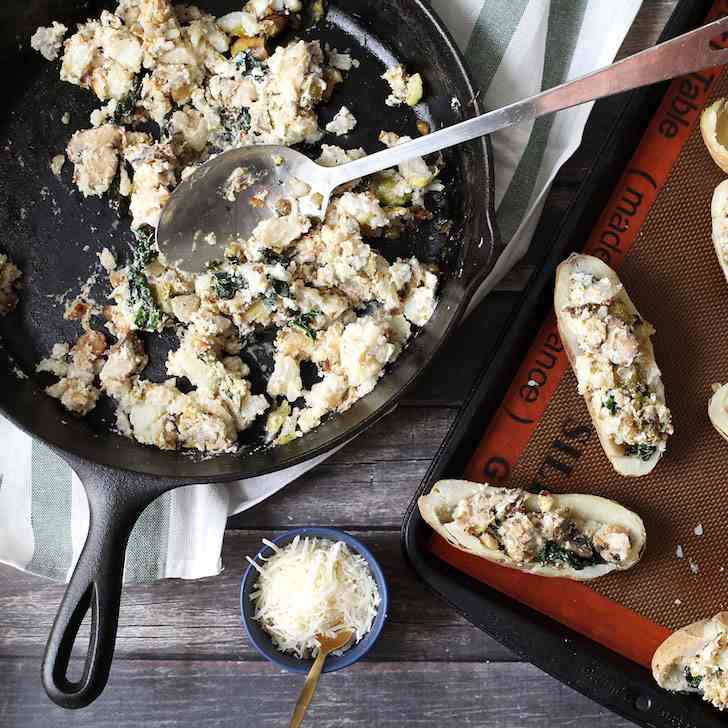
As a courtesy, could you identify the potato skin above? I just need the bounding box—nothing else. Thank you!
[554,253,667,477]
[418,479,646,581]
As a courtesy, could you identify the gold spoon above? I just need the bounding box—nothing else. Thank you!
[289,630,354,728]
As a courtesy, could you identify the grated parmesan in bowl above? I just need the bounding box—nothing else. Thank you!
[241,528,388,673]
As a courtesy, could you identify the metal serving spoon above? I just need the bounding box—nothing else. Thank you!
[158,15,728,273]
[288,629,354,728]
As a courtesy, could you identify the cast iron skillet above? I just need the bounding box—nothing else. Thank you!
[0,0,498,709]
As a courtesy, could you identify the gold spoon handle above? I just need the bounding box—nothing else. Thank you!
[289,650,328,728]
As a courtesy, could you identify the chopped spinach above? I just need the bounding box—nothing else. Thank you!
[238,107,252,132]
[219,107,252,137]
[536,540,602,571]
[604,394,617,415]
[129,271,161,330]
[114,77,143,123]
[132,225,158,267]
[684,668,702,689]
[127,225,163,331]
[624,443,658,461]
[271,279,290,298]
[235,50,268,79]
[263,249,292,266]
[288,310,319,340]
[213,271,246,300]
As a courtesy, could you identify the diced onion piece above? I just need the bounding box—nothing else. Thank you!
[218,11,260,37]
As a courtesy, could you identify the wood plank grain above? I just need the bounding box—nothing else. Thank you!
[229,405,457,529]
[0,531,513,663]
[325,405,457,465]
[0,658,636,728]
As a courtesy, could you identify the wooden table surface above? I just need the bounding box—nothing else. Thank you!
[0,2,679,726]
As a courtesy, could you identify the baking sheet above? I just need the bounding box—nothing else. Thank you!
[429,0,728,670]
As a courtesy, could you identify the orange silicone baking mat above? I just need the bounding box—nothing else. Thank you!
[430,0,728,670]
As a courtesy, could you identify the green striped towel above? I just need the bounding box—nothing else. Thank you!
[0,0,641,583]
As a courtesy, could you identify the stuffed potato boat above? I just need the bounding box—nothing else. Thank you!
[653,612,728,711]
[554,254,673,476]
[418,480,646,581]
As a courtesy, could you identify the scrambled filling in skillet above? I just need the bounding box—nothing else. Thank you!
[564,271,673,461]
[684,631,728,710]
[32,0,442,454]
[0,254,22,316]
[451,487,632,569]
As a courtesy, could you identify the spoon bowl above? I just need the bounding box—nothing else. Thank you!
[157,145,337,273]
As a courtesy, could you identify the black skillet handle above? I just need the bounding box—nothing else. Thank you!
[41,456,177,709]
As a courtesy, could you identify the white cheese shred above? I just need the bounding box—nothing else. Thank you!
[249,536,380,659]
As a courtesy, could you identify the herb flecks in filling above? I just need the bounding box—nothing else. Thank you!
[685,668,703,690]
[288,310,319,340]
[451,487,631,570]
[128,226,163,332]
[564,271,673,459]
[213,271,246,300]
[536,540,603,571]
[623,443,658,462]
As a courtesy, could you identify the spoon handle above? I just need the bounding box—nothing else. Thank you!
[326,14,728,187]
[289,649,328,728]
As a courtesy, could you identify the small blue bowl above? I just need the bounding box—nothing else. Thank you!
[240,527,388,673]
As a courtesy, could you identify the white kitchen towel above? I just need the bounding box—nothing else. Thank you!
[0,0,641,583]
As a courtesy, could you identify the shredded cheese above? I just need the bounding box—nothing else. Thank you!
[248,536,380,658]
